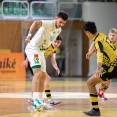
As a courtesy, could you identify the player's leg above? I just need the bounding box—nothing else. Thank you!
[38,72,53,110]
[83,74,103,116]
[44,73,61,105]
[98,80,111,100]
[25,47,49,111]
[25,47,43,100]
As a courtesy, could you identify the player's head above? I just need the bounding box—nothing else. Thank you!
[83,21,97,39]
[52,35,62,48]
[108,28,117,43]
[55,11,68,28]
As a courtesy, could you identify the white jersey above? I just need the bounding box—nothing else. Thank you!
[25,20,61,72]
[29,20,61,51]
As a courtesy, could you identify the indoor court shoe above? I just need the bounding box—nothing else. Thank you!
[83,108,101,116]
[43,103,53,110]
[98,88,104,98]
[98,89,107,100]
[28,98,33,104]
[101,95,107,100]
[48,98,61,105]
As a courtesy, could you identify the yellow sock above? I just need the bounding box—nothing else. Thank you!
[44,87,51,100]
[90,93,99,111]
[100,83,108,92]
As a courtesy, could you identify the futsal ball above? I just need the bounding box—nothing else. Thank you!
[32,99,44,112]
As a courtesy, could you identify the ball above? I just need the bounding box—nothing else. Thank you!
[32,99,44,112]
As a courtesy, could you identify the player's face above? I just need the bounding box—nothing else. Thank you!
[52,40,62,48]
[108,32,117,43]
[55,17,66,28]
[84,31,91,39]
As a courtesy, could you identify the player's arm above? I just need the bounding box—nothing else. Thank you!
[86,49,96,59]
[86,42,96,59]
[95,41,104,77]
[89,42,95,52]
[51,54,60,75]
[25,20,42,44]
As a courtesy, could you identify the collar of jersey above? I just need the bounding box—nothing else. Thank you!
[93,33,99,42]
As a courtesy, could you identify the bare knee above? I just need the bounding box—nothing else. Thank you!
[87,79,93,86]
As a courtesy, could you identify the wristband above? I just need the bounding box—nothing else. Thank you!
[28,33,32,37]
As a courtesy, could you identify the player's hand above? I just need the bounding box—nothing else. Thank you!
[55,68,60,75]
[94,69,102,78]
[25,36,30,44]
[86,51,92,59]
[21,60,28,68]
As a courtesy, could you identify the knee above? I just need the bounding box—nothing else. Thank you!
[87,79,94,87]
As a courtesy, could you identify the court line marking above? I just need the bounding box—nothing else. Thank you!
[0,92,117,99]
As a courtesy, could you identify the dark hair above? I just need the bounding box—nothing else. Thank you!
[56,35,63,41]
[83,21,97,34]
[57,11,68,21]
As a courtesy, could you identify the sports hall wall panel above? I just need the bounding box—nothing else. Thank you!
[0,20,22,52]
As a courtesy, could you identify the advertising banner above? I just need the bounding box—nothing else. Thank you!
[0,53,26,79]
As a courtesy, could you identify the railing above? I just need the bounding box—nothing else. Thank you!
[30,1,56,19]
[58,2,82,20]
[0,0,117,20]
[2,1,29,19]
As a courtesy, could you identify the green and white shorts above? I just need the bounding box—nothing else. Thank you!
[25,44,46,72]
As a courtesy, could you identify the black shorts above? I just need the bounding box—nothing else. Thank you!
[100,65,117,81]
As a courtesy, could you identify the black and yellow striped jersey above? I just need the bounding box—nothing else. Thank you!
[44,44,57,58]
[94,33,117,70]
[113,40,117,48]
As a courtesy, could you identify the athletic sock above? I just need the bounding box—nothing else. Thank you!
[100,83,108,92]
[90,93,99,111]
[44,87,51,100]
[33,92,43,100]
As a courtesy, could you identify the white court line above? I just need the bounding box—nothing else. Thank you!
[0,92,117,99]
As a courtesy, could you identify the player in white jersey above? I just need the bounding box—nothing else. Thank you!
[25,11,68,111]
[22,35,62,105]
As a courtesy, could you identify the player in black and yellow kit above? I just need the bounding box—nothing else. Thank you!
[83,21,117,116]
[86,28,117,100]
[22,35,62,105]
[98,28,117,100]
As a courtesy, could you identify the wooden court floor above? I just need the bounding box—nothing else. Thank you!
[0,77,117,117]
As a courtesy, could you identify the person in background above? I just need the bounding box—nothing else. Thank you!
[54,47,63,77]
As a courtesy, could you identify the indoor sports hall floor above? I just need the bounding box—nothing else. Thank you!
[0,77,117,117]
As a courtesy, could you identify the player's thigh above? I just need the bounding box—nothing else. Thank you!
[33,68,42,76]
[87,74,104,86]
[25,48,42,68]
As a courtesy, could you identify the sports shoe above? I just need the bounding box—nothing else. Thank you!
[31,99,53,111]
[43,103,53,110]
[28,98,33,104]
[48,98,61,105]
[101,95,107,100]
[83,108,101,116]
[98,88,107,100]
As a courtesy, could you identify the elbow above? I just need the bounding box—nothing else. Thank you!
[33,21,38,28]
[34,20,42,28]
